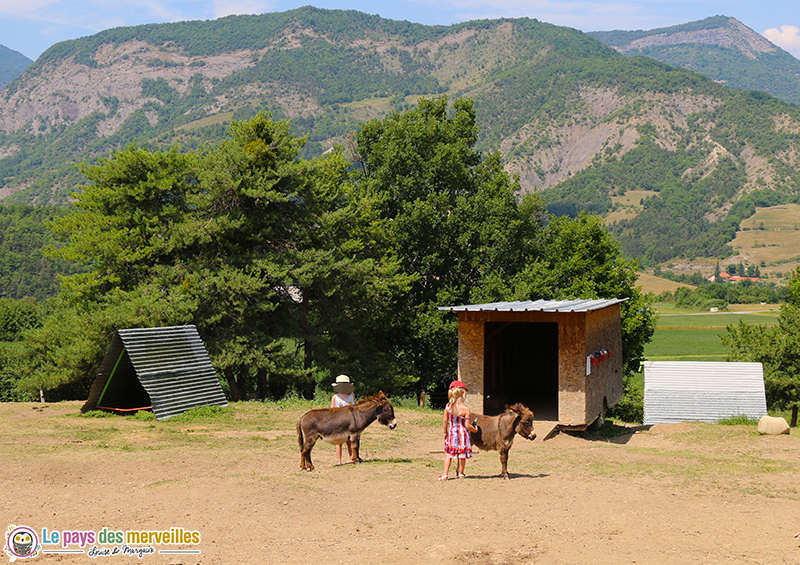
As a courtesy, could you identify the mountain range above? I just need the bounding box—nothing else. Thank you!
[589,15,800,106]
[1,7,800,272]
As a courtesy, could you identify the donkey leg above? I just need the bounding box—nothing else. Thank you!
[499,448,510,479]
[301,436,318,471]
[350,434,362,463]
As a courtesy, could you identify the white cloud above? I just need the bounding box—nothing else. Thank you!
[0,0,53,15]
[763,25,800,59]
[211,0,275,19]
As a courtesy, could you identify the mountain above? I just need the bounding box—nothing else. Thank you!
[0,45,32,90]
[2,7,800,270]
[589,16,800,106]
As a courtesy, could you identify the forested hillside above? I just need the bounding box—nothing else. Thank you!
[0,205,84,299]
[590,16,800,106]
[3,8,800,271]
[0,45,31,90]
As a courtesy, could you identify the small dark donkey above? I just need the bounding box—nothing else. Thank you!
[470,403,536,479]
[296,391,397,471]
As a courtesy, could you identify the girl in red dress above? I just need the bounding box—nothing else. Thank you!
[439,380,478,480]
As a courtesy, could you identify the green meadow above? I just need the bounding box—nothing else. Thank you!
[644,304,780,362]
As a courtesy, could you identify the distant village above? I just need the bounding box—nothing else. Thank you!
[708,272,760,284]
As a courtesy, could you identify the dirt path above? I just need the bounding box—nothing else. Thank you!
[2,402,799,564]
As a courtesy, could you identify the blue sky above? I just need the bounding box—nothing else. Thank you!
[1,0,798,61]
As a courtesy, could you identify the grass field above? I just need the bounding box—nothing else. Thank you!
[605,189,658,224]
[644,304,780,362]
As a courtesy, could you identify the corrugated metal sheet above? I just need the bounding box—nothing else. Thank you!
[438,298,628,313]
[643,361,767,425]
[82,325,228,420]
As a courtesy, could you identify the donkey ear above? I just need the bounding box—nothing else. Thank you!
[377,390,387,399]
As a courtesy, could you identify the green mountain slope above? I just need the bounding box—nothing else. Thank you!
[2,8,800,271]
[589,16,800,106]
[0,44,32,90]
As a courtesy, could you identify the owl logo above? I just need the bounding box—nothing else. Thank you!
[4,525,40,561]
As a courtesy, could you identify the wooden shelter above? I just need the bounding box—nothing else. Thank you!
[439,298,627,430]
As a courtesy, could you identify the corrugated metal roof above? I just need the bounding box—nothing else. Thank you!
[82,325,228,420]
[438,298,628,313]
[643,361,767,425]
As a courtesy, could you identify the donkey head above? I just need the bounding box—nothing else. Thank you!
[374,391,397,429]
[506,403,537,441]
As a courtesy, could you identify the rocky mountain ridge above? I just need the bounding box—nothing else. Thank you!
[589,16,800,105]
[607,17,776,60]
[2,9,800,268]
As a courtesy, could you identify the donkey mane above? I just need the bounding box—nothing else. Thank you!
[506,403,532,416]
[356,391,388,406]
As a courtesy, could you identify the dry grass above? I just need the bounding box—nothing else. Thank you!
[176,111,234,131]
[636,271,690,294]
[605,189,658,223]
[4,402,800,563]
[730,204,800,277]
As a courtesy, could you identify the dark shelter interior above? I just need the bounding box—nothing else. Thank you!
[95,351,151,411]
[483,321,559,419]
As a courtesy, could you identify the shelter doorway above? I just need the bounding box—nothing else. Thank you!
[95,351,151,412]
[483,321,559,418]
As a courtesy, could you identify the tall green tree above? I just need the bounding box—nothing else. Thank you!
[189,114,412,398]
[352,96,549,390]
[352,96,654,392]
[22,114,412,401]
[0,298,47,401]
[15,145,203,400]
[723,266,800,426]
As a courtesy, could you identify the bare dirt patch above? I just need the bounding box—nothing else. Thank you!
[2,401,799,564]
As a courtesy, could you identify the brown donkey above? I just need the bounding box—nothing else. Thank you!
[470,403,536,479]
[296,391,397,471]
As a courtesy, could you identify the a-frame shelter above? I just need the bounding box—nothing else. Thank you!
[82,325,228,420]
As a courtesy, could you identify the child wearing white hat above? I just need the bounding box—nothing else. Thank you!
[330,375,355,465]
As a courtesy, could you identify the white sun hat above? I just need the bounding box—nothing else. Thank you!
[332,374,354,395]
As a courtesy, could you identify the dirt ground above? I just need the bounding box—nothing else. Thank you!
[2,401,800,564]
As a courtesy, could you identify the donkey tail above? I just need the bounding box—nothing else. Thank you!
[296,418,304,448]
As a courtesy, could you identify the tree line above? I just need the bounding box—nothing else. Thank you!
[0,205,85,300]
[724,267,800,426]
[2,97,655,403]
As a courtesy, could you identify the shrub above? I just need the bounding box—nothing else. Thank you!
[607,391,643,423]
[716,414,758,425]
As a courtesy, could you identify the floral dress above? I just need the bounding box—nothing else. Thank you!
[444,410,472,459]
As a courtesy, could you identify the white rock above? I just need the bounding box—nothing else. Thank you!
[757,415,790,435]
